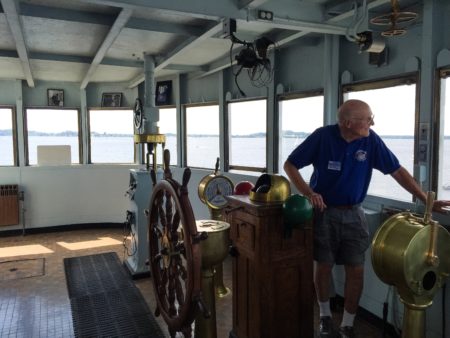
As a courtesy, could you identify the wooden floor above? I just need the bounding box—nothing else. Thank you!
[0,226,386,338]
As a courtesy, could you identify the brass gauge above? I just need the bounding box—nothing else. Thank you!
[198,158,234,211]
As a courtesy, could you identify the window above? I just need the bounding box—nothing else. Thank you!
[89,109,134,163]
[279,94,324,179]
[158,107,177,165]
[344,79,416,201]
[228,99,266,173]
[438,74,450,200]
[25,108,80,165]
[185,105,219,168]
[0,107,16,166]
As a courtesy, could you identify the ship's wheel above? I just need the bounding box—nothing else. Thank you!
[148,149,209,338]
[370,0,418,37]
[133,98,143,130]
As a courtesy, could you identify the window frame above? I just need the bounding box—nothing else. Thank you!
[87,107,136,164]
[277,89,324,176]
[183,102,220,169]
[0,105,18,167]
[226,97,268,174]
[24,106,82,166]
[434,67,450,198]
[341,73,420,202]
[157,105,178,167]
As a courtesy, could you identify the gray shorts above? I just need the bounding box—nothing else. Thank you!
[313,205,370,266]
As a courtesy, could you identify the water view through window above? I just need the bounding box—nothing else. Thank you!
[229,99,267,171]
[0,108,14,166]
[439,77,450,200]
[186,105,219,168]
[4,94,449,203]
[26,109,80,165]
[89,109,134,163]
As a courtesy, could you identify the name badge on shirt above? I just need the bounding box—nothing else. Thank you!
[328,161,341,171]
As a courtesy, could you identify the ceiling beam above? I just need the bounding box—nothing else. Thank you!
[165,64,208,72]
[19,3,114,25]
[1,0,34,87]
[199,55,238,79]
[78,0,243,21]
[237,0,271,10]
[80,8,133,89]
[244,17,348,35]
[127,20,223,88]
[18,3,205,37]
[326,0,391,23]
[78,0,330,24]
[0,50,144,68]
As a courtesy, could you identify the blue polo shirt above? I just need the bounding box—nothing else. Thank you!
[287,124,400,206]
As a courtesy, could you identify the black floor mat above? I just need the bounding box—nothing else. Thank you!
[64,252,165,338]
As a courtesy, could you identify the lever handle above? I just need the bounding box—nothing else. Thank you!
[423,191,439,266]
[214,157,220,175]
[423,191,435,224]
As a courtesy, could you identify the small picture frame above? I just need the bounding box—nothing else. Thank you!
[47,89,64,107]
[101,92,122,107]
[155,81,172,106]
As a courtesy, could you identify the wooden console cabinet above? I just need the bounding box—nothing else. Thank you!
[226,195,313,338]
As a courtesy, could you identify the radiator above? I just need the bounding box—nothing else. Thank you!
[0,185,19,226]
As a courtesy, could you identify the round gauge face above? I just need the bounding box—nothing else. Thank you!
[204,176,234,209]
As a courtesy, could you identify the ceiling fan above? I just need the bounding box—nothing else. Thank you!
[370,0,418,37]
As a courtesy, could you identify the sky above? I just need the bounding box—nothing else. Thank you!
[280,95,324,133]
[27,109,79,133]
[229,99,267,135]
[347,84,417,136]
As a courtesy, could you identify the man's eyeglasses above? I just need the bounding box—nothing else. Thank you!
[349,115,374,124]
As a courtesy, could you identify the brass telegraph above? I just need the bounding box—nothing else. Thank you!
[198,158,234,299]
[372,191,450,338]
[198,157,234,221]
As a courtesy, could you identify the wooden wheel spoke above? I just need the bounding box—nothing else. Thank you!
[158,204,167,229]
[177,259,188,280]
[171,210,181,240]
[152,225,163,238]
[165,191,174,230]
[175,275,186,306]
[167,264,178,316]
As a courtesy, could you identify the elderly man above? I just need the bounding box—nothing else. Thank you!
[284,99,450,338]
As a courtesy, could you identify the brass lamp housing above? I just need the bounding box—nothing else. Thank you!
[249,174,291,203]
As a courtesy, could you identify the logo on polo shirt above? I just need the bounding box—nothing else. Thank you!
[355,150,367,162]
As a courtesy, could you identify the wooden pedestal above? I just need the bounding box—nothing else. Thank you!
[226,195,313,338]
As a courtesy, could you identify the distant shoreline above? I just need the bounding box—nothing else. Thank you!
[0,130,438,139]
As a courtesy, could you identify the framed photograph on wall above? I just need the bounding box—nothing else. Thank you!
[101,92,122,107]
[47,89,64,107]
[155,81,172,106]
